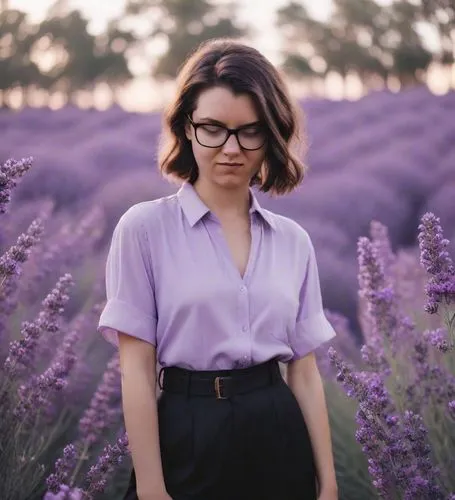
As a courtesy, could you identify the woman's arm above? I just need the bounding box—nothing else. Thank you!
[118,332,168,499]
[287,352,338,498]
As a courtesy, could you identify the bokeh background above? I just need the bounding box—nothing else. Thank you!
[2,0,454,337]
[1,1,455,498]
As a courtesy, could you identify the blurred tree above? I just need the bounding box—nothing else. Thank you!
[276,1,387,96]
[0,2,135,108]
[421,0,455,69]
[275,2,323,81]
[387,1,433,86]
[36,9,134,104]
[122,0,247,79]
[329,0,432,87]
[277,0,437,93]
[0,9,41,107]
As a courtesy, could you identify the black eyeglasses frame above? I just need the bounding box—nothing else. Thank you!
[186,114,267,151]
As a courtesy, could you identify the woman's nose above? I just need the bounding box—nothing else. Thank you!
[222,132,241,153]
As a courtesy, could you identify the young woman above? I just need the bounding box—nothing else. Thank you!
[98,38,338,500]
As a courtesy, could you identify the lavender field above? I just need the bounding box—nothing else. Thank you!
[1,85,454,499]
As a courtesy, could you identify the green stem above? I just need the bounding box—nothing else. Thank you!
[69,440,90,487]
[0,274,8,289]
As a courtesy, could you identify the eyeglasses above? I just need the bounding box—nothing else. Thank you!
[186,115,267,151]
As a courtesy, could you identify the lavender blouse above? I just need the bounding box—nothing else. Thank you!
[97,181,336,370]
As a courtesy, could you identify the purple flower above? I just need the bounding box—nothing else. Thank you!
[357,236,401,371]
[400,410,443,499]
[18,205,103,306]
[417,212,455,317]
[78,354,121,446]
[3,273,74,378]
[425,328,453,353]
[62,302,104,394]
[84,432,129,497]
[14,328,78,421]
[370,220,396,280]
[329,347,443,499]
[41,328,81,421]
[46,444,78,493]
[0,218,44,331]
[328,347,368,400]
[418,213,454,276]
[448,401,455,420]
[0,157,33,214]
[43,484,83,500]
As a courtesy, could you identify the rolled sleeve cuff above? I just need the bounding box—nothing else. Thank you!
[290,311,336,361]
[97,298,157,348]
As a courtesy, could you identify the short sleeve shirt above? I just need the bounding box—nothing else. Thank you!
[97,181,336,370]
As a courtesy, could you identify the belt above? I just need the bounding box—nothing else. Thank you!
[158,358,282,399]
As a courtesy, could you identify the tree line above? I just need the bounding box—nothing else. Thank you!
[0,0,454,107]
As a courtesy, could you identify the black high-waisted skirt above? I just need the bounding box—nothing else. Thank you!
[123,358,317,500]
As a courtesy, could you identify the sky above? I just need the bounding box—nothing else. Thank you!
[7,0,447,111]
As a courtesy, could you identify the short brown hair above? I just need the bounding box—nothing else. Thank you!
[158,38,307,196]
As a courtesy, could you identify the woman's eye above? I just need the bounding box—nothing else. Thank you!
[241,127,261,136]
[201,125,224,134]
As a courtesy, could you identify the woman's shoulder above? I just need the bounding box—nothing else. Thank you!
[117,192,179,230]
[266,209,312,245]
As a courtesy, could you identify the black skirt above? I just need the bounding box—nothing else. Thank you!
[123,358,317,500]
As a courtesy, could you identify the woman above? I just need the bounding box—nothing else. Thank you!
[98,38,338,500]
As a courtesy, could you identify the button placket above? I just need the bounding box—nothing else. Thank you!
[239,284,249,334]
[238,283,251,365]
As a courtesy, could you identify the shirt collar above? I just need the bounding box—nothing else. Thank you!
[176,181,276,231]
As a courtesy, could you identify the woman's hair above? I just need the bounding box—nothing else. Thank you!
[158,38,307,196]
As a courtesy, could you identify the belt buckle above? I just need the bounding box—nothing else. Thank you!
[214,376,231,399]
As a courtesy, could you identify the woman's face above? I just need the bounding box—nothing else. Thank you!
[185,85,267,190]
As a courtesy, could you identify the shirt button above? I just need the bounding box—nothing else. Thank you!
[242,325,248,332]
[240,285,247,293]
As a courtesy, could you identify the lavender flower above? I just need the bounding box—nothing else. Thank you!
[14,366,67,420]
[0,219,44,310]
[43,484,83,500]
[63,303,106,404]
[425,328,453,353]
[78,354,121,446]
[18,207,103,305]
[46,444,78,493]
[370,220,396,281]
[328,347,368,401]
[3,274,74,378]
[0,157,33,214]
[400,410,443,499]
[0,219,43,275]
[84,432,129,497]
[329,347,442,499]
[448,401,455,421]
[41,328,81,422]
[418,213,455,317]
[418,213,454,276]
[14,329,78,421]
[357,236,400,371]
